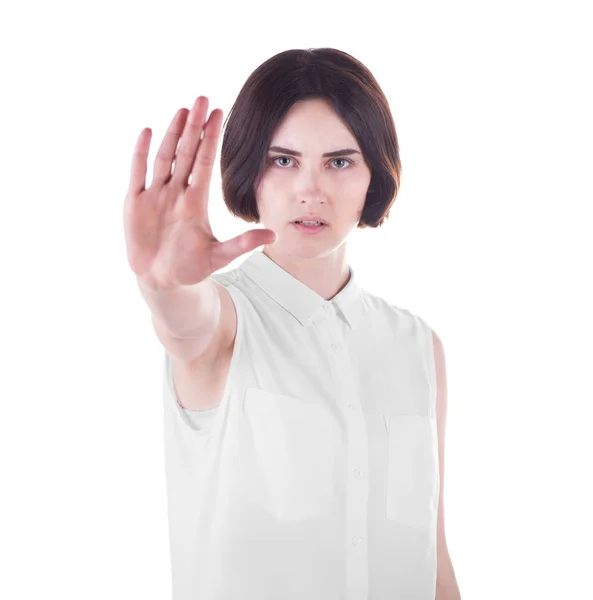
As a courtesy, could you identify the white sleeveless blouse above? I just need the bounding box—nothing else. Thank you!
[161,249,439,600]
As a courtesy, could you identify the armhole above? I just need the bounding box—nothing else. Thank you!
[416,315,437,418]
[162,276,245,437]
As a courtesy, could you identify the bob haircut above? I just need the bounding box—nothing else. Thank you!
[219,47,402,229]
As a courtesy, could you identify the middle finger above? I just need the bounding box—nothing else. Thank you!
[171,96,210,185]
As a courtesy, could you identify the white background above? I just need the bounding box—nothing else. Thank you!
[1,0,591,598]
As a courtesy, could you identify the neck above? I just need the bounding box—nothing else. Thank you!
[262,245,351,301]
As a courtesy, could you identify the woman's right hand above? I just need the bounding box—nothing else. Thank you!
[123,96,277,291]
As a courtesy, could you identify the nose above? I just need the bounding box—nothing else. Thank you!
[295,167,326,200]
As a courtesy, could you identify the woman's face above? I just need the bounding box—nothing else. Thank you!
[255,98,372,258]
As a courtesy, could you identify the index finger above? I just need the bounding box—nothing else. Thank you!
[188,108,223,190]
[183,108,224,213]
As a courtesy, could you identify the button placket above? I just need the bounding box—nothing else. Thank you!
[322,304,343,355]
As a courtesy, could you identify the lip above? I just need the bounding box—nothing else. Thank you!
[292,216,328,225]
[291,222,328,235]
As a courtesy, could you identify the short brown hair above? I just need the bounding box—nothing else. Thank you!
[219,48,402,229]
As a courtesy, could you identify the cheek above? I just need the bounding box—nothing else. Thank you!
[258,172,285,194]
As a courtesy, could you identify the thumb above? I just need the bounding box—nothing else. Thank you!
[214,228,277,268]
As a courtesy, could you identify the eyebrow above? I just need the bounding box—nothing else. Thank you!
[268,145,361,158]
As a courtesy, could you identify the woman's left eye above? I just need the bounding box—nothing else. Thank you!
[271,156,353,169]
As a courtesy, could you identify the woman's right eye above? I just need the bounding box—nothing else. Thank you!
[271,156,292,167]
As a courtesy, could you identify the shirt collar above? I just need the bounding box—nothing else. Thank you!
[238,249,363,330]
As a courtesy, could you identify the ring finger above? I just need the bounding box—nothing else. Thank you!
[152,108,190,186]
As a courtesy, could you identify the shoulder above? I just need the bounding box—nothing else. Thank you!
[411,313,445,377]
[429,328,447,399]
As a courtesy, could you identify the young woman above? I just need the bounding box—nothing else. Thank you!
[124,47,460,600]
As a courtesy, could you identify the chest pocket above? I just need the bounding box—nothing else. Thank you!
[240,387,339,521]
[383,413,440,531]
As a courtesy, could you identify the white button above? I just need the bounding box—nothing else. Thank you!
[348,403,356,410]
[354,469,363,478]
[330,343,341,351]
[324,304,331,312]
[352,536,363,546]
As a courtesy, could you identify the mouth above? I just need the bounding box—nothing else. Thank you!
[291,221,328,235]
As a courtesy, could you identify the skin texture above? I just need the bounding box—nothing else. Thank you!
[255,97,372,302]
[433,330,462,599]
